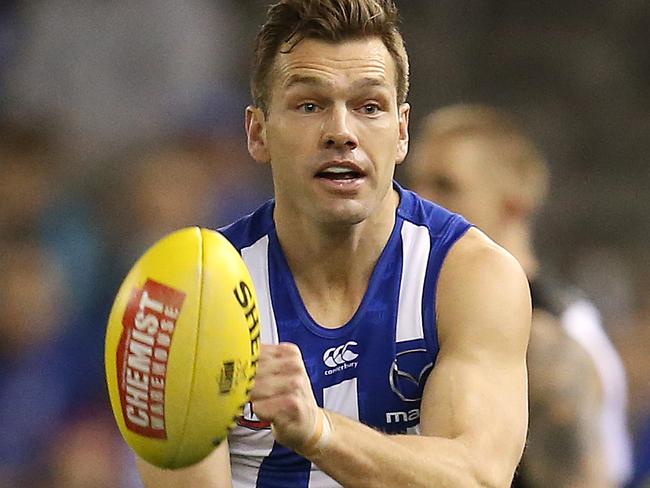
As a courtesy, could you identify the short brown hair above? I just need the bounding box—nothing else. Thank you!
[251,0,409,114]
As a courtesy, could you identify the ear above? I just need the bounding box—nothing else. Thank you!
[503,193,531,221]
[245,106,270,163]
[395,102,410,165]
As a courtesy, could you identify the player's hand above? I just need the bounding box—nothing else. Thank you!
[249,343,319,453]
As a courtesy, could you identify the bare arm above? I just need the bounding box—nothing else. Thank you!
[136,440,232,488]
[253,228,531,487]
[520,310,610,488]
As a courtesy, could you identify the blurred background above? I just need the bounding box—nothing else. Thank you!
[0,1,647,487]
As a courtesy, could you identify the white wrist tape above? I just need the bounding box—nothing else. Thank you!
[300,409,332,457]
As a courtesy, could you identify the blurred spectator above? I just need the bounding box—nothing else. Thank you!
[36,410,140,488]
[0,118,103,316]
[3,0,241,180]
[0,119,113,487]
[0,118,59,235]
[404,103,633,487]
[93,134,270,301]
[0,236,107,486]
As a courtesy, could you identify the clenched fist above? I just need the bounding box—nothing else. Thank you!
[249,343,322,454]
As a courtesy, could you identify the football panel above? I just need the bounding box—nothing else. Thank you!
[105,227,202,468]
[172,229,260,468]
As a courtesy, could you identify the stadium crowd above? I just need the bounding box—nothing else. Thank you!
[0,1,648,487]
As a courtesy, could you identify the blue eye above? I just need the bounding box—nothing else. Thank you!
[300,103,319,113]
[362,104,380,115]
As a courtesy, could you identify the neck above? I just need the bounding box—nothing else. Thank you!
[275,190,399,285]
[273,189,400,327]
[496,220,538,279]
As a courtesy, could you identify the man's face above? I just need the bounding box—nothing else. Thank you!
[409,133,503,235]
[247,37,409,226]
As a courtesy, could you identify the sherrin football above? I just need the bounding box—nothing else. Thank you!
[105,227,260,469]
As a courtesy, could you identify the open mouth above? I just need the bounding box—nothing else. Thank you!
[316,166,363,180]
[315,160,366,182]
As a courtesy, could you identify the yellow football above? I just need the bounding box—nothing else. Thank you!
[105,227,260,469]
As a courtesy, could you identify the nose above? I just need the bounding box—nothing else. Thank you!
[320,104,358,150]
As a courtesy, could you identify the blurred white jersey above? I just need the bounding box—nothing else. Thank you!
[561,298,633,486]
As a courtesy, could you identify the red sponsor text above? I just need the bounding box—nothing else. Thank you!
[116,279,185,438]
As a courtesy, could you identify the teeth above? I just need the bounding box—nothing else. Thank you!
[322,166,354,174]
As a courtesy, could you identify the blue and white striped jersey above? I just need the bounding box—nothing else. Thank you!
[219,183,471,488]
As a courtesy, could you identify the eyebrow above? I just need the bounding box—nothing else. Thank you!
[284,75,330,89]
[283,75,390,91]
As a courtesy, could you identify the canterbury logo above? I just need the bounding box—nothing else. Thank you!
[323,341,359,368]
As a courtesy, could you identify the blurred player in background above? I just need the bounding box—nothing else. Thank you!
[137,1,532,487]
[406,103,633,488]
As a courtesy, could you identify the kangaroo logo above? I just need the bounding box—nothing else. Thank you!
[323,341,359,368]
